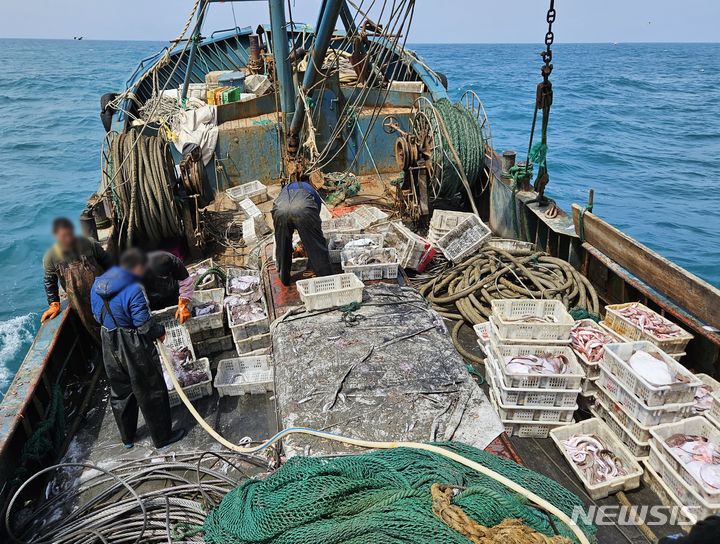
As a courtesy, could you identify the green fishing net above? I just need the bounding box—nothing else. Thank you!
[203,442,595,544]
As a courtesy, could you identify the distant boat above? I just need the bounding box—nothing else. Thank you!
[73,36,83,40]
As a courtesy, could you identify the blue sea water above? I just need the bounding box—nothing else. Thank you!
[0,40,718,394]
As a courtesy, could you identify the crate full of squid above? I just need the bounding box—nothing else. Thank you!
[225,268,270,344]
[341,247,399,281]
[152,306,213,407]
[185,288,226,338]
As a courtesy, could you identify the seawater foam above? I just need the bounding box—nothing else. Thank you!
[0,313,35,388]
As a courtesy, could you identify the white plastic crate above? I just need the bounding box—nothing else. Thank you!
[604,302,693,354]
[225,268,261,296]
[491,299,574,343]
[167,357,213,408]
[580,377,599,397]
[647,442,720,521]
[488,390,570,438]
[237,197,262,219]
[187,258,217,290]
[234,333,271,356]
[591,399,651,459]
[550,418,643,500]
[694,373,720,415]
[243,214,271,246]
[296,273,364,311]
[341,247,399,281]
[214,355,274,397]
[641,462,698,530]
[428,209,474,243]
[322,214,361,234]
[153,306,197,360]
[349,206,388,229]
[227,180,269,205]
[597,362,695,426]
[435,215,491,262]
[487,316,568,347]
[490,343,584,390]
[571,319,623,378]
[473,322,491,346]
[486,351,580,408]
[603,341,700,407]
[385,221,433,270]
[712,388,720,426]
[185,288,225,335]
[595,381,656,446]
[327,233,384,264]
[485,238,535,253]
[227,297,269,343]
[486,363,576,422]
[650,416,720,502]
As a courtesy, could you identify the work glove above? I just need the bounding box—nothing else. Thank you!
[41,302,62,324]
[175,298,191,324]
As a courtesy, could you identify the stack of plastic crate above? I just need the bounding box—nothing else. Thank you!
[184,288,225,339]
[593,341,700,463]
[647,416,720,523]
[569,319,623,399]
[478,299,582,438]
[225,267,271,356]
[427,210,474,244]
[601,302,693,361]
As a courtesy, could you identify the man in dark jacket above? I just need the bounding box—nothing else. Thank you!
[138,250,194,322]
[91,250,185,449]
[272,180,332,285]
[41,217,113,343]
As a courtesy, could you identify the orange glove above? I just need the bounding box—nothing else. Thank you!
[158,334,166,343]
[175,298,191,324]
[41,302,62,324]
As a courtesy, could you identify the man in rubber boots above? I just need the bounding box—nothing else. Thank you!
[41,217,113,344]
[90,249,185,449]
[272,180,332,285]
[136,249,194,322]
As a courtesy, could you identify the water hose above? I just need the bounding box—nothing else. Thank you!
[157,342,591,544]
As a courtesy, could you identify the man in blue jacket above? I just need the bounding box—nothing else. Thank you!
[91,249,185,449]
[272,179,332,285]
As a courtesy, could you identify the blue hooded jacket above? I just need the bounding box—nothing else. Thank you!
[91,266,154,331]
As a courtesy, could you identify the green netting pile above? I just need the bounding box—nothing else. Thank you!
[203,442,595,544]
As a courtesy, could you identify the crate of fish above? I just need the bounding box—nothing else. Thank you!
[341,247,399,281]
[486,362,576,422]
[382,221,434,271]
[153,306,197,360]
[166,357,213,408]
[227,180,269,205]
[348,205,388,230]
[486,351,580,408]
[649,416,720,503]
[214,354,274,397]
[647,441,720,521]
[327,233,384,264]
[237,197,262,220]
[226,295,269,343]
[485,238,535,253]
[234,332,271,356]
[427,209,474,243]
[491,343,584,390]
[225,267,260,296]
[591,399,651,459]
[604,302,694,354]
[711,389,720,428]
[435,215,491,263]
[187,258,217,290]
[296,273,364,312]
[603,341,700,407]
[693,373,720,416]
[571,319,623,379]
[491,299,574,343]
[321,214,362,235]
[185,288,225,335]
[488,390,570,439]
[641,462,698,531]
[597,362,695,426]
[550,418,643,500]
[595,381,656,446]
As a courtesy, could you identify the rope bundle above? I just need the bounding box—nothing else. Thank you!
[108,131,182,248]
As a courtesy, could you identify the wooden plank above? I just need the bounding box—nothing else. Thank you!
[572,204,720,328]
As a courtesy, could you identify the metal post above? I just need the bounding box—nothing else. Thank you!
[289,0,343,137]
[181,0,208,101]
[269,0,295,118]
[339,1,357,34]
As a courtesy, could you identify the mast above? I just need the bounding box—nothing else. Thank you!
[268,0,295,119]
[181,0,208,101]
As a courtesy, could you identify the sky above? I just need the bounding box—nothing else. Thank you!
[1,0,719,43]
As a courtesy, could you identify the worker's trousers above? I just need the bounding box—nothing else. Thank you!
[100,326,172,447]
[272,188,332,285]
